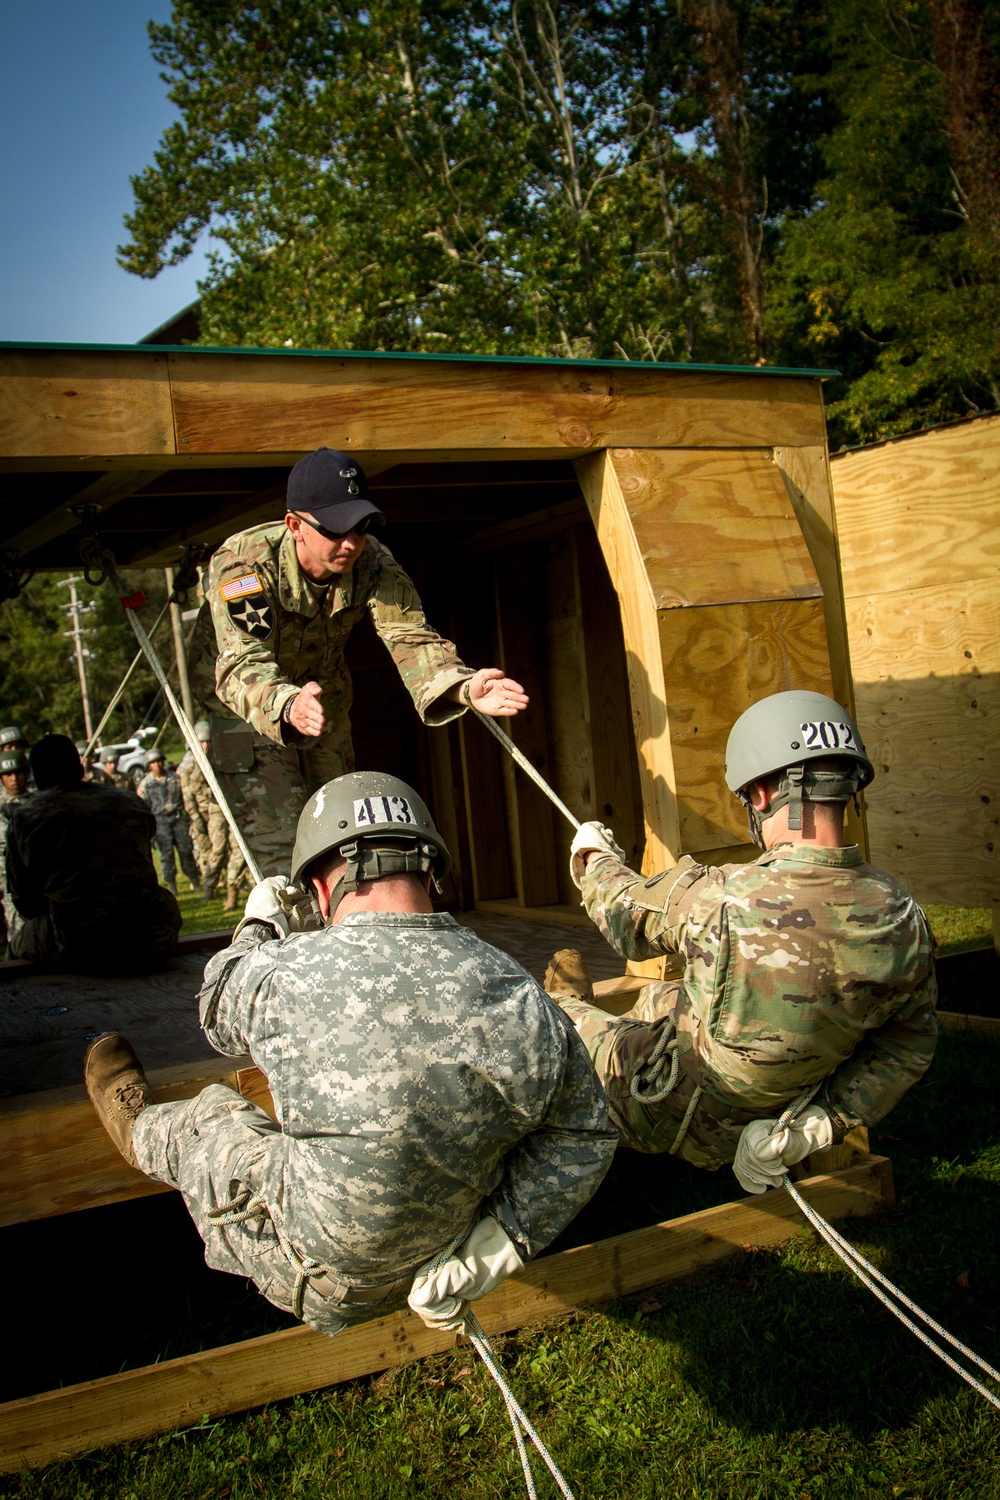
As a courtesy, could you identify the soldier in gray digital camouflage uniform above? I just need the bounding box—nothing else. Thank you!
[137,748,202,896]
[547,690,937,1194]
[0,749,31,952]
[85,773,615,1336]
[187,447,528,878]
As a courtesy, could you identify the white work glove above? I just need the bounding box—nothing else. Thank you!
[233,876,295,940]
[733,1104,834,1194]
[569,821,626,889]
[407,1217,525,1332]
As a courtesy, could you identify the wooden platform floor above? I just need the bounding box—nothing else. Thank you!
[0,911,627,1097]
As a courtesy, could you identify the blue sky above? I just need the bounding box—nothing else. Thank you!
[0,2,211,344]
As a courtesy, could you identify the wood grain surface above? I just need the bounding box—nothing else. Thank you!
[166,354,826,456]
[0,1157,892,1472]
[0,350,175,459]
[832,416,1000,599]
[612,447,822,608]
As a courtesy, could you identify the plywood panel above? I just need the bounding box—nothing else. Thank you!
[0,351,175,458]
[167,353,825,455]
[575,451,679,874]
[846,577,999,903]
[659,598,835,852]
[614,447,822,607]
[832,415,1000,599]
[0,1158,891,1472]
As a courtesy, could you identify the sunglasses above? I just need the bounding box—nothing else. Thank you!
[292,512,374,542]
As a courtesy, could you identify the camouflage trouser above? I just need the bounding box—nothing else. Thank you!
[132,1084,414,1337]
[556,982,750,1170]
[154,813,202,889]
[214,729,354,879]
[226,833,250,894]
[196,806,230,891]
[187,805,209,867]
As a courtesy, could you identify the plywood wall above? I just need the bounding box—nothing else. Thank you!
[831,416,1000,907]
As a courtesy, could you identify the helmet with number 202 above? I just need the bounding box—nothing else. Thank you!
[290,771,451,908]
[725,690,874,844]
[725,690,874,793]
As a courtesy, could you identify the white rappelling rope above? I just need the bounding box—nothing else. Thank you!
[84,600,171,760]
[783,1175,1000,1411]
[464,1312,577,1500]
[470,708,581,831]
[90,549,264,886]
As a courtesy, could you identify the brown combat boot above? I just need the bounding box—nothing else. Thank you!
[543,949,594,1004]
[223,884,238,912]
[85,1032,155,1169]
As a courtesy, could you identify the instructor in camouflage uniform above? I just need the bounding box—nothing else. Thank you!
[549,690,937,1193]
[85,773,614,1337]
[188,447,528,877]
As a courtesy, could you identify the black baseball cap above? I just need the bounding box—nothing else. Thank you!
[286,448,385,533]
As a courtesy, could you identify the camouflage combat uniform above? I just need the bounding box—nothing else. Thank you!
[132,912,615,1336]
[179,754,229,893]
[137,767,202,890]
[187,523,475,876]
[562,844,937,1169]
[0,784,31,951]
[5,783,181,969]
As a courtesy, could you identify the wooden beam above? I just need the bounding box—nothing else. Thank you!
[0,1156,893,1473]
[0,1057,275,1229]
[0,469,167,556]
[0,351,175,459]
[936,1010,1000,1039]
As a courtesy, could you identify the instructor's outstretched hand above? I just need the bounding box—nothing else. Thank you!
[459,667,529,718]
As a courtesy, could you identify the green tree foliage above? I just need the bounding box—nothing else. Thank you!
[120,0,1000,442]
[0,573,170,747]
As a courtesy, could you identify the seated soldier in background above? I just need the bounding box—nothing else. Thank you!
[5,735,181,971]
[84,772,614,1337]
[0,749,32,954]
[137,747,202,897]
[548,691,937,1194]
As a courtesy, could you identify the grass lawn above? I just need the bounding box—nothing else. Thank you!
[924,906,995,957]
[6,1021,1000,1499]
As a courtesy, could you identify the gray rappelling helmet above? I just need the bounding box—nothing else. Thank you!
[725,690,874,845]
[0,749,28,775]
[0,727,24,747]
[194,720,211,740]
[145,747,166,767]
[291,771,451,918]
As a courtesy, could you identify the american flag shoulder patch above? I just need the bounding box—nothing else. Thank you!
[220,573,265,602]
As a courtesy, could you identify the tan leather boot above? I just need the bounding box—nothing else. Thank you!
[223,884,238,912]
[84,1032,155,1169]
[543,948,594,1004]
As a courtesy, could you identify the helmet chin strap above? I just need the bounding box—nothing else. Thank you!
[325,837,441,923]
[740,764,864,848]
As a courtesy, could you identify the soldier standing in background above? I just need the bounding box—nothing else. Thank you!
[137,748,202,897]
[188,447,528,877]
[0,749,32,953]
[76,743,109,784]
[101,752,130,790]
[178,720,230,902]
[547,691,938,1192]
[84,773,614,1337]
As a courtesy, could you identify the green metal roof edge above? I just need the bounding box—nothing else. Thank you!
[0,340,839,380]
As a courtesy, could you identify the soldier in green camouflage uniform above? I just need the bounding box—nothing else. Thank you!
[188,448,527,877]
[7,735,181,969]
[86,774,613,1336]
[178,722,230,900]
[555,691,937,1182]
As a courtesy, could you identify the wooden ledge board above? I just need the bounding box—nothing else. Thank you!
[0,1155,892,1473]
[936,1010,1000,1039]
[0,1056,273,1228]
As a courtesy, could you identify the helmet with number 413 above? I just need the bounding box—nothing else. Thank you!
[725,690,875,843]
[290,771,452,911]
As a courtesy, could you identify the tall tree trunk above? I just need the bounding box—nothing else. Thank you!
[926,0,1000,241]
[689,0,766,361]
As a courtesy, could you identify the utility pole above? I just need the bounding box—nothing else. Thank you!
[164,567,196,724]
[58,575,95,741]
